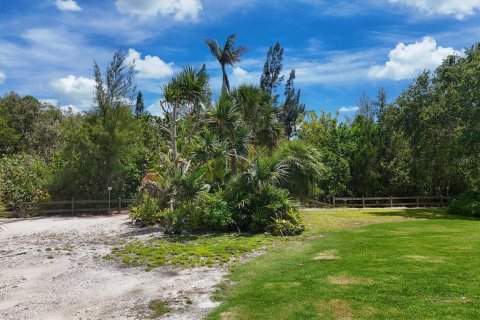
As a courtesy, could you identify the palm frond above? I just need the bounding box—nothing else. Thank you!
[204,38,222,61]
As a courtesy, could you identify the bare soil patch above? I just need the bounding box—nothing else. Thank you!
[327,275,374,286]
[403,255,446,263]
[312,249,340,261]
[0,214,226,320]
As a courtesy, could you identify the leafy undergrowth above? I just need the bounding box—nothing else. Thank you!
[207,208,480,319]
[107,233,291,270]
[107,208,431,270]
[0,201,8,218]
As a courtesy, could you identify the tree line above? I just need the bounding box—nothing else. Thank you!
[1,36,479,229]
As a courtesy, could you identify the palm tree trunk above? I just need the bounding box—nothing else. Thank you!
[172,104,178,169]
[221,64,230,94]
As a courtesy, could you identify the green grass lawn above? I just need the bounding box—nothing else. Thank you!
[207,209,480,319]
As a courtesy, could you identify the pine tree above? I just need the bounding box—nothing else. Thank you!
[281,69,305,139]
[135,91,144,116]
[260,42,284,100]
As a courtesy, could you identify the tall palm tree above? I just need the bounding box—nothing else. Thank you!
[204,33,249,94]
[208,96,251,175]
[160,65,210,171]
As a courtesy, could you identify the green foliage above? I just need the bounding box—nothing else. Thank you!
[298,111,351,197]
[448,192,480,217]
[130,193,161,225]
[0,92,64,157]
[200,192,234,232]
[0,153,50,210]
[260,42,284,99]
[273,140,324,199]
[281,69,305,139]
[50,50,142,200]
[204,33,249,93]
[224,158,303,235]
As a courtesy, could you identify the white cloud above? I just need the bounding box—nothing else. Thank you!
[231,66,260,85]
[55,0,82,12]
[146,100,164,117]
[338,106,359,113]
[115,0,202,21]
[0,71,6,84]
[389,0,480,19]
[60,104,82,114]
[232,66,248,78]
[40,98,59,105]
[40,99,82,114]
[51,75,96,111]
[292,49,379,85]
[368,37,459,80]
[126,49,174,79]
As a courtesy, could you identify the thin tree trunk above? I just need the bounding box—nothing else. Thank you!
[221,64,229,94]
[172,104,178,169]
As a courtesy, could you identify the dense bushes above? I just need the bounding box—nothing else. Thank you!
[448,192,480,218]
[0,153,50,211]
[129,155,304,236]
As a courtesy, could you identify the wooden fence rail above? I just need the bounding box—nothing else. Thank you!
[331,195,448,208]
[19,198,136,215]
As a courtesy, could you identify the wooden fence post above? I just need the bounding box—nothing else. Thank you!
[390,196,393,207]
[19,201,24,217]
[362,196,365,208]
[71,198,75,215]
[333,196,336,208]
[416,195,419,207]
[118,197,121,214]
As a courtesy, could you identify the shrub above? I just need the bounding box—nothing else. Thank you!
[158,192,234,235]
[224,169,304,236]
[273,140,324,200]
[268,214,305,236]
[448,192,480,218]
[129,193,161,225]
[0,153,50,211]
[199,192,234,232]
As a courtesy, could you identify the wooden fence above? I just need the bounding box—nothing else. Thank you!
[331,196,448,208]
[19,198,136,216]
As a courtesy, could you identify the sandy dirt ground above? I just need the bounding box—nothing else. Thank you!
[0,214,226,320]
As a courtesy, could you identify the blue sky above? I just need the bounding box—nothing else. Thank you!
[0,0,479,116]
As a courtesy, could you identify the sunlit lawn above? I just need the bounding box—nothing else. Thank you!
[207,208,480,319]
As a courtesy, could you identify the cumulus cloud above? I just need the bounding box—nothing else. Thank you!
[389,0,480,19]
[51,75,96,110]
[338,106,359,113]
[368,37,459,80]
[232,66,249,78]
[60,104,82,114]
[0,71,6,84]
[126,49,174,79]
[115,0,202,21]
[40,99,82,114]
[292,49,378,85]
[55,0,82,11]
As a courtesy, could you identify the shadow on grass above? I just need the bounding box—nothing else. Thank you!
[367,208,479,221]
[166,233,262,243]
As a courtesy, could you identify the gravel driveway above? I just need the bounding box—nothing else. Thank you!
[0,214,226,320]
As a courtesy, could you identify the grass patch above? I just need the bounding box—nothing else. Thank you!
[207,208,480,319]
[108,233,290,269]
[148,299,169,317]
